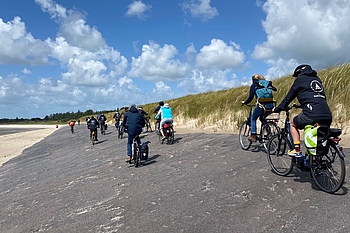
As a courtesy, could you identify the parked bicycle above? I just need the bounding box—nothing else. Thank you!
[266,104,346,194]
[159,122,175,145]
[239,104,279,151]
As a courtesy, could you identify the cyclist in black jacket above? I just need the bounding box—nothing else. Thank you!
[274,64,332,157]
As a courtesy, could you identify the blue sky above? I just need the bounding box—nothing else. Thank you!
[1,0,350,118]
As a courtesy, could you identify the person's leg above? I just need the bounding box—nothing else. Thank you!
[94,129,98,140]
[126,134,133,162]
[160,119,166,137]
[249,106,262,141]
[289,113,313,156]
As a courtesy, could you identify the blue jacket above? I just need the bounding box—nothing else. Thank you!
[122,106,145,135]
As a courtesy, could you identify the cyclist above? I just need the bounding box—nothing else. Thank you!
[242,74,277,142]
[69,119,75,133]
[153,101,164,132]
[87,116,99,141]
[138,106,149,117]
[273,64,332,157]
[113,110,121,129]
[122,104,145,163]
[98,113,107,134]
[155,103,173,140]
[119,106,129,135]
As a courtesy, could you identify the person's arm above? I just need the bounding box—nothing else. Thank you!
[274,80,300,112]
[242,85,255,105]
[153,106,160,114]
[268,81,277,91]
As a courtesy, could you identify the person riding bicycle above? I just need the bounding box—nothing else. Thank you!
[153,101,164,132]
[87,116,99,141]
[113,110,121,129]
[242,74,277,142]
[123,104,145,163]
[273,64,332,157]
[98,113,107,134]
[69,119,75,133]
[119,106,129,135]
[155,103,173,141]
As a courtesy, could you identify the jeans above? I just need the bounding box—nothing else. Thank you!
[127,134,141,156]
[250,103,274,134]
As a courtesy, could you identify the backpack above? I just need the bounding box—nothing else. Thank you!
[255,80,273,102]
[115,112,120,119]
[304,125,330,156]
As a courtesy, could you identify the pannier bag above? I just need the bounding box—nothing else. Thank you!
[304,125,330,156]
[140,142,150,160]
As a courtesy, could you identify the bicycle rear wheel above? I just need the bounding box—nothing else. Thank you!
[239,121,252,150]
[267,134,294,176]
[167,129,174,145]
[310,144,346,193]
[261,121,279,151]
[133,142,140,167]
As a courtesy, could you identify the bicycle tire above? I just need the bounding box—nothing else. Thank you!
[167,129,174,145]
[261,121,280,152]
[133,142,140,167]
[310,143,346,193]
[267,134,294,176]
[239,121,252,150]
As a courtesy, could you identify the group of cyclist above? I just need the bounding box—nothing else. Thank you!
[242,64,332,158]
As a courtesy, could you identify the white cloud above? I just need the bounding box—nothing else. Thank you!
[22,68,32,74]
[35,0,67,19]
[151,81,175,100]
[181,0,218,21]
[196,39,247,70]
[125,1,152,19]
[253,0,350,71]
[129,41,190,82]
[0,17,51,65]
[178,69,237,94]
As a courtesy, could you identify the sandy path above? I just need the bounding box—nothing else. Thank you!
[0,125,59,166]
[1,123,349,167]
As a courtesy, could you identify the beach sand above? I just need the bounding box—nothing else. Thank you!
[1,124,349,167]
[0,125,59,166]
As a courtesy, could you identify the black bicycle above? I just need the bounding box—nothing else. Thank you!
[266,104,346,194]
[131,135,142,167]
[239,104,279,151]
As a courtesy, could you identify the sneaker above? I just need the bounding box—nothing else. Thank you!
[162,136,166,140]
[288,149,303,157]
[248,135,257,142]
[125,157,131,163]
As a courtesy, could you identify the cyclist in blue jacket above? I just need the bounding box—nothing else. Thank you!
[156,103,173,140]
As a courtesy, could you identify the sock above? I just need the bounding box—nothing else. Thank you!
[294,141,301,152]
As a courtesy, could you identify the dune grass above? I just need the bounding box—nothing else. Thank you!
[137,63,350,133]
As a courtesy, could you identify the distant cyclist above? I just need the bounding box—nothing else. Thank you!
[153,101,164,132]
[123,104,145,163]
[138,106,149,117]
[69,120,75,133]
[113,110,121,129]
[87,116,99,141]
[98,113,107,134]
[155,103,173,140]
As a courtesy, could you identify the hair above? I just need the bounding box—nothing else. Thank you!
[252,74,265,80]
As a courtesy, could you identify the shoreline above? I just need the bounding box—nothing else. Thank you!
[0,125,59,166]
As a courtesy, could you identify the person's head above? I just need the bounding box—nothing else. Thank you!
[138,106,143,110]
[293,64,312,77]
[159,101,164,106]
[252,74,265,81]
[91,116,95,119]
[164,103,170,108]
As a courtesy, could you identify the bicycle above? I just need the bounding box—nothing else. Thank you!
[159,122,175,145]
[118,125,127,139]
[91,130,97,145]
[266,104,346,194]
[131,135,142,167]
[239,104,280,151]
[144,117,152,132]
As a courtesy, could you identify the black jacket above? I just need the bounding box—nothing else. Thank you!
[274,67,332,123]
[122,106,145,135]
[88,118,99,130]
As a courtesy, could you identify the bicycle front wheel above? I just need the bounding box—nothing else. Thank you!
[310,144,346,193]
[239,121,252,150]
[267,134,294,176]
[261,121,280,151]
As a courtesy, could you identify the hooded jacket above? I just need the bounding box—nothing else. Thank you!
[122,105,145,135]
[274,66,332,123]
